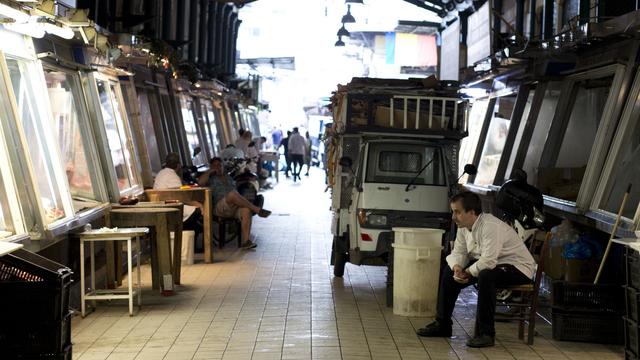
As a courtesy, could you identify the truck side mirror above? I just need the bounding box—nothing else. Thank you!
[463,164,477,176]
[339,156,353,169]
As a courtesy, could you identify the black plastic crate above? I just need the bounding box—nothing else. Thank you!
[628,248,640,290]
[0,248,72,321]
[628,286,640,323]
[0,311,71,356]
[552,309,624,344]
[627,317,639,359]
[552,280,624,313]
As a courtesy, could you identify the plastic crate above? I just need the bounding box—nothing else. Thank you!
[552,309,624,344]
[628,286,640,323]
[0,249,73,355]
[0,311,71,356]
[552,280,624,313]
[626,317,639,359]
[628,248,640,290]
[0,248,72,321]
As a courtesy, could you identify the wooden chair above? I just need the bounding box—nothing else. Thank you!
[495,231,550,345]
[212,215,242,248]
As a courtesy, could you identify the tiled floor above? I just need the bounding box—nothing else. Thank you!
[71,167,624,360]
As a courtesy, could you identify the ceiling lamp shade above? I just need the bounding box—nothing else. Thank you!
[335,36,345,47]
[345,0,364,3]
[337,24,350,37]
[341,5,355,23]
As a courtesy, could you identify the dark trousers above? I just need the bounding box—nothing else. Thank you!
[290,154,304,177]
[183,208,203,235]
[436,262,531,336]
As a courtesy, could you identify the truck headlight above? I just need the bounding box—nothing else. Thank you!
[368,214,388,226]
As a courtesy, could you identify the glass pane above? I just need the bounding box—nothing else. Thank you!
[459,99,489,180]
[0,131,16,240]
[110,83,139,187]
[96,79,131,190]
[179,95,205,166]
[366,143,445,185]
[6,58,68,223]
[201,105,215,158]
[504,90,535,181]
[556,77,613,166]
[544,76,613,201]
[44,70,97,201]
[137,91,163,173]
[204,104,220,156]
[523,82,562,186]
[474,96,515,186]
[602,114,640,219]
[0,171,14,238]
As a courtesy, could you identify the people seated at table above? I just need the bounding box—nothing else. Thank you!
[198,157,271,249]
[153,153,204,237]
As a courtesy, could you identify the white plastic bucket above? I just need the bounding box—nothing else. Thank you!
[170,231,195,265]
[391,227,444,317]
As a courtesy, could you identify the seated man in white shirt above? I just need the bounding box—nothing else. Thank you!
[153,153,204,236]
[416,191,536,348]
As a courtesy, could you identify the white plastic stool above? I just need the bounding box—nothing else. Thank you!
[79,227,148,316]
[170,230,195,265]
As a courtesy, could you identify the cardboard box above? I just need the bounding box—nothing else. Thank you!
[546,245,564,280]
[536,166,586,201]
[564,258,598,283]
[374,106,446,130]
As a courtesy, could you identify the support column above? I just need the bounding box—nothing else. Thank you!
[188,0,198,62]
[198,0,209,65]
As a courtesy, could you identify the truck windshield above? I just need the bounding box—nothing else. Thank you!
[365,143,446,185]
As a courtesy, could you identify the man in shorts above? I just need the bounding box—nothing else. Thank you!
[198,157,271,249]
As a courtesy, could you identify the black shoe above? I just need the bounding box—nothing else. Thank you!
[416,321,452,337]
[466,335,495,348]
[241,240,257,249]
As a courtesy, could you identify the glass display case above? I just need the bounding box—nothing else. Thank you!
[474,95,516,186]
[201,100,221,157]
[178,94,206,167]
[92,75,142,195]
[43,67,106,209]
[459,98,490,180]
[0,85,26,241]
[137,89,164,174]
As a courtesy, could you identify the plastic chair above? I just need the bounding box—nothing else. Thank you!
[495,231,550,345]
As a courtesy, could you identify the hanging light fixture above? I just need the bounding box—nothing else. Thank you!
[345,0,364,3]
[337,24,350,37]
[341,5,355,23]
[335,36,345,47]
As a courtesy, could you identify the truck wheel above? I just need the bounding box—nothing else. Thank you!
[333,251,348,277]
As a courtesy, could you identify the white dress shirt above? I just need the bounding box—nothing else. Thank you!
[153,168,195,222]
[446,213,536,279]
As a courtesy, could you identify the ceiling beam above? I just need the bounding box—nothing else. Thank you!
[402,0,443,13]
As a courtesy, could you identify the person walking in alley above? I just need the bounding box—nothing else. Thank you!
[198,157,271,249]
[416,191,536,348]
[278,131,291,178]
[288,127,306,182]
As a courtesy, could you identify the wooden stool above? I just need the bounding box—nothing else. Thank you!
[79,227,148,317]
[213,215,242,248]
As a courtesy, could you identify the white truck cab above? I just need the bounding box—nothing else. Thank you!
[327,78,471,284]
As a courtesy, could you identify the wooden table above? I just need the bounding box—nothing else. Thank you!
[110,202,183,286]
[109,207,182,294]
[144,188,214,263]
[260,151,279,183]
